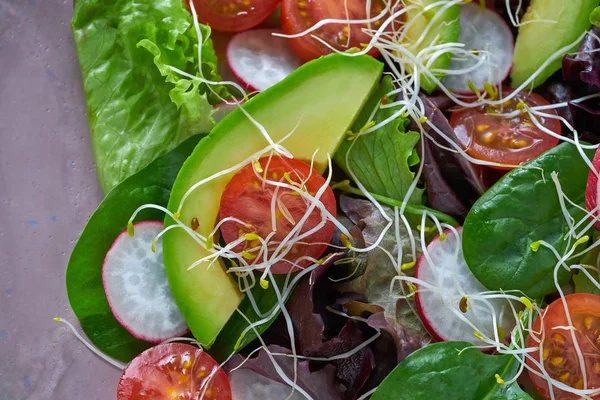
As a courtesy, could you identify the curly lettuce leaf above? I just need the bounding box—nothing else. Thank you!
[333,76,424,204]
[72,0,226,193]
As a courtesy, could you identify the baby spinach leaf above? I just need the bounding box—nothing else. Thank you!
[463,143,594,299]
[72,0,225,193]
[334,76,423,204]
[66,136,203,362]
[372,341,532,400]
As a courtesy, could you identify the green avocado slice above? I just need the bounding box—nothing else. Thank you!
[163,54,384,346]
[402,0,460,94]
[511,0,599,88]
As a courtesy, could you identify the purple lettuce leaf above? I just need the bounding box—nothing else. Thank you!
[336,196,431,358]
[226,345,347,400]
[307,321,375,400]
[563,27,600,88]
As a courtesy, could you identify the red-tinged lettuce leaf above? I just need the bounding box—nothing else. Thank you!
[307,321,375,400]
[72,0,227,193]
[542,79,600,144]
[563,27,600,88]
[336,196,431,358]
[226,345,347,400]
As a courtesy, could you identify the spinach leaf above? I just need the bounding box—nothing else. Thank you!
[372,341,532,400]
[574,269,600,295]
[463,143,593,299]
[334,76,423,204]
[66,136,203,362]
[72,0,225,193]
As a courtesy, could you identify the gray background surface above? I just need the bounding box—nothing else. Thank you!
[0,0,119,398]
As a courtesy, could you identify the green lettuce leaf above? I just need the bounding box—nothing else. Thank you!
[72,0,226,193]
[334,76,423,204]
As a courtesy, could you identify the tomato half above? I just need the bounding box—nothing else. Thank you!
[188,0,280,33]
[219,155,336,274]
[450,89,561,169]
[117,343,232,400]
[281,0,394,62]
[526,293,600,400]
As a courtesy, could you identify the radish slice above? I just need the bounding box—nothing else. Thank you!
[102,221,188,343]
[585,147,600,229]
[227,29,302,92]
[213,99,245,123]
[415,227,514,347]
[442,3,514,94]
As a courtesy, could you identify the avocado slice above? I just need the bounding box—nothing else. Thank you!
[402,0,460,94]
[511,0,599,88]
[163,54,384,346]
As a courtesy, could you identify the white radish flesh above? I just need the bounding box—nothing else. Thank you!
[102,221,188,343]
[442,3,514,94]
[227,29,302,92]
[415,227,513,347]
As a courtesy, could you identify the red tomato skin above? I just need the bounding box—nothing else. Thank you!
[449,89,561,169]
[188,0,280,33]
[280,0,386,62]
[219,156,336,274]
[585,148,600,230]
[118,343,232,400]
[526,293,600,400]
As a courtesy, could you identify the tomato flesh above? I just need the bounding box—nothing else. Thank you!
[281,0,395,62]
[450,89,561,169]
[188,0,280,33]
[117,343,232,400]
[219,156,336,274]
[526,293,600,399]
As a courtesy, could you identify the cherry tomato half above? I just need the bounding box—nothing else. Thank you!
[526,293,600,400]
[219,155,336,274]
[449,88,561,169]
[188,0,280,33]
[117,343,232,400]
[281,0,395,62]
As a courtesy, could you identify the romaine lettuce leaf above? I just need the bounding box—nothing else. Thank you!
[72,0,226,193]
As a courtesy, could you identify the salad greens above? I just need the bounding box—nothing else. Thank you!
[334,76,423,205]
[463,143,594,299]
[72,0,225,193]
[372,342,532,400]
[65,0,600,398]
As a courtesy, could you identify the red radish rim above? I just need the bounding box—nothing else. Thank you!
[226,28,301,93]
[442,3,514,95]
[414,227,496,351]
[102,221,190,343]
[585,148,600,230]
[414,228,460,343]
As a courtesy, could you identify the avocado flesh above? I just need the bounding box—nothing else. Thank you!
[511,0,599,88]
[403,0,460,94]
[163,54,384,346]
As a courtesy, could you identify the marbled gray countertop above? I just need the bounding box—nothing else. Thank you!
[0,0,119,398]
